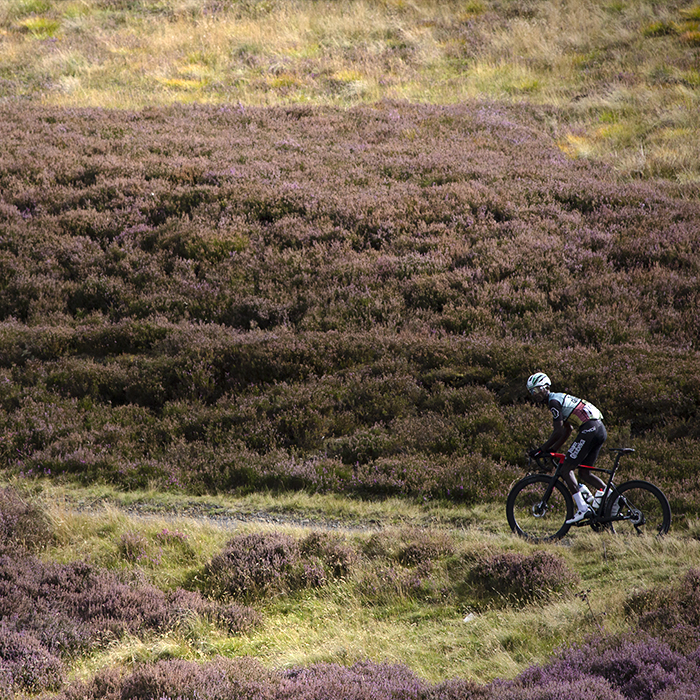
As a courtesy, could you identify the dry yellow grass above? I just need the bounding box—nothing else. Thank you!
[2,0,699,183]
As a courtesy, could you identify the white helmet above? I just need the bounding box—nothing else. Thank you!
[527,372,551,395]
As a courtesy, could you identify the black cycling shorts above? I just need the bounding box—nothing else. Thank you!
[565,420,607,468]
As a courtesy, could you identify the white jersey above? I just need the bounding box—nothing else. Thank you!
[548,392,603,428]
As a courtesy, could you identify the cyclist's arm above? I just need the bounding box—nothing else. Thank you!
[539,419,571,453]
[536,398,571,453]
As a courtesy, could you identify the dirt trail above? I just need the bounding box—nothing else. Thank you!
[69,497,388,533]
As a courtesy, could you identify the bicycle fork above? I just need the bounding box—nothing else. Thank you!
[534,464,570,518]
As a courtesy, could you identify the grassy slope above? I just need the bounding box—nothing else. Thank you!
[1,0,700,696]
[0,0,699,184]
[25,481,700,685]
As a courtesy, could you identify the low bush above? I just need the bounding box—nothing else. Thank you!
[51,656,278,700]
[203,531,359,601]
[0,486,53,554]
[467,551,579,607]
[513,635,700,700]
[204,532,301,601]
[395,529,456,567]
[0,623,63,694]
[0,554,261,695]
[625,568,700,653]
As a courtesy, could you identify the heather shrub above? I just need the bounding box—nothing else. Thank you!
[204,532,301,601]
[0,486,53,554]
[203,531,359,601]
[0,556,169,650]
[299,532,358,578]
[424,678,493,700]
[0,623,63,694]
[352,530,455,604]
[277,661,428,700]
[163,588,262,637]
[467,551,579,607]
[34,638,700,700]
[395,529,455,567]
[51,656,277,700]
[0,554,261,696]
[514,635,700,700]
[47,649,697,700]
[625,568,700,652]
[491,677,626,700]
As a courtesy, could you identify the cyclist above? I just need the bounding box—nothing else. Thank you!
[526,372,608,524]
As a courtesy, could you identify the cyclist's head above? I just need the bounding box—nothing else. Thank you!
[527,372,551,399]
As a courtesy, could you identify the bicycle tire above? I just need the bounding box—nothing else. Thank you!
[506,474,574,542]
[604,480,671,536]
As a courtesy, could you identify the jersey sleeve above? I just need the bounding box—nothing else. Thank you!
[548,397,564,422]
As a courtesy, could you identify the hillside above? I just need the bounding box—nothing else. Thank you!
[1,0,700,182]
[1,101,699,514]
[1,2,700,698]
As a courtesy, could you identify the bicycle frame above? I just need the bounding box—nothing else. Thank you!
[509,446,670,540]
[533,447,635,527]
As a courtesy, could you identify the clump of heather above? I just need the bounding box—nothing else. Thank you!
[0,486,53,554]
[0,554,260,695]
[203,531,359,601]
[278,661,429,700]
[625,568,700,653]
[204,532,300,601]
[512,635,700,700]
[50,656,277,700]
[0,622,63,694]
[467,551,578,607]
[394,529,456,566]
[299,531,358,578]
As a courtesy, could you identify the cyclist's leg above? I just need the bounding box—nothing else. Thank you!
[575,422,607,491]
[562,433,589,493]
[561,463,580,494]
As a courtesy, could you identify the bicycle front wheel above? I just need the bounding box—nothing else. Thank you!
[506,475,573,542]
[604,480,671,536]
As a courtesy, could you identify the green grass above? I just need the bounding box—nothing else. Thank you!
[20,480,700,686]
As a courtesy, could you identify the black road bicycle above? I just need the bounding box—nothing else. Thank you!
[506,448,671,542]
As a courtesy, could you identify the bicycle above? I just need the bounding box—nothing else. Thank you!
[506,448,671,542]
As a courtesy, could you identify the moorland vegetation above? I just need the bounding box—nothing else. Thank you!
[1,101,698,513]
[2,0,700,182]
[0,0,700,699]
[2,486,700,699]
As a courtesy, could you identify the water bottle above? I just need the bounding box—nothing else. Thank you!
[592,489,605,512]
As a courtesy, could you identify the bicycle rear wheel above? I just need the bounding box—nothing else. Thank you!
[604,480,671,536]
[506,475,573,542]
